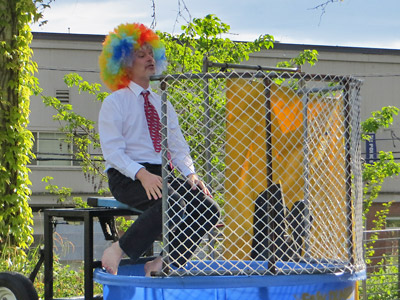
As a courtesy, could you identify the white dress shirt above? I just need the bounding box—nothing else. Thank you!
[99,81,196,180]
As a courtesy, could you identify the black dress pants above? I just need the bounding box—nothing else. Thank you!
[107,165,220,267]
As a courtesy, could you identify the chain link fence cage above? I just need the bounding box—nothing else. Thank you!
[152,64,364,277]
[362,229,400,299]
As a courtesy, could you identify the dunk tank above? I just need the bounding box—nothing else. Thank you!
[94,63,365,300]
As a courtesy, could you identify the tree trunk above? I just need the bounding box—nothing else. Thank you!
[0,0,19,193]
[0,0,34,249]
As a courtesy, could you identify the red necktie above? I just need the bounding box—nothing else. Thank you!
[142,90,162,152]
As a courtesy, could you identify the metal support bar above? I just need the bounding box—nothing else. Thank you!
[398,236,400,299]
[151,71,349,84]
[301,86,312,256]
[44,211,53,300]
[202,55,212,186]
[84,213,94,300]
[298,85,345,95]
[29,248,45,283]
[263,77,278,274]
[160,80,169,268]
[344,81,355,266]
[264,78,273,191]
[207,61,300,73]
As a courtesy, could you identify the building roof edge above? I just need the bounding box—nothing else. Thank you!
[32,32,400,56]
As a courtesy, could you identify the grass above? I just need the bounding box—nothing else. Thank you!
[0,241,103,299]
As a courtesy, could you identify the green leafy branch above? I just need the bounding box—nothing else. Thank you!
[41,73,109,190]
[361,107,400,259]
[361,106,399,141]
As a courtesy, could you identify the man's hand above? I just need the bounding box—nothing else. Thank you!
[187,173,212,197]
[136,168,163,200]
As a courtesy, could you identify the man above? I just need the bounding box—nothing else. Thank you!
[98,23,220,276]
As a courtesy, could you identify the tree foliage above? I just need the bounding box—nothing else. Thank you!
[159,14,275,73]
[41,73,108,193]
[361,106,400,260]
[361,106,399,140]
[361,106,400,214]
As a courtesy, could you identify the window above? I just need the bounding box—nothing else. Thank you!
[387,217,400,229]
[30,132,73,166]
[30,131,101,167]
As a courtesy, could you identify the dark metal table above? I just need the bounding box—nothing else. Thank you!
[43,207,139,300]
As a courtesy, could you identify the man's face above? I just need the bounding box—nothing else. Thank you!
[129,44,156,82]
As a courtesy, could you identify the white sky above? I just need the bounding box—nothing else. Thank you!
[31,0,400,49]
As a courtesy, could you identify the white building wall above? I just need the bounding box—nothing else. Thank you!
[30,34,105,207]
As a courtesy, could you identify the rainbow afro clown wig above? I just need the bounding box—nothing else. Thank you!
[99,23,167,91]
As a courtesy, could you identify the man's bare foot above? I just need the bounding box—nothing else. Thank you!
[144,256,163,277]
[102,241,124,275]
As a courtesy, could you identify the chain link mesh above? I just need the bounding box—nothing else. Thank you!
[152,70,364,277]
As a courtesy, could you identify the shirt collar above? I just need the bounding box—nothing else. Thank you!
[128,81,153,98]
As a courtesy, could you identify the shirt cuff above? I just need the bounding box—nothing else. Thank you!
[180,165,196,177]
[123,161,145,180]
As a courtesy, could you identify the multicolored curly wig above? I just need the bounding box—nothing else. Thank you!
[99,23,167,91]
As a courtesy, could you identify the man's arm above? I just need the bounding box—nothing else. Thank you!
[136,168,163,200]
[187,173,212,197]
[165,101,212,197]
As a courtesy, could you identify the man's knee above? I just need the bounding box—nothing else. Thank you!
[204,196,221,224]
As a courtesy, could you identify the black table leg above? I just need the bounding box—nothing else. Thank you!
[44,211,54,300]
[84,212,94,300]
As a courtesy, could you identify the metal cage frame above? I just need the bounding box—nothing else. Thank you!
[149,64,364,277]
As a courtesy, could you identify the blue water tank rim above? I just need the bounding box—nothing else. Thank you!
[94,261,366,289]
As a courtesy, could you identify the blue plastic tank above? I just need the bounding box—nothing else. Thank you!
[94,260,365,300]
